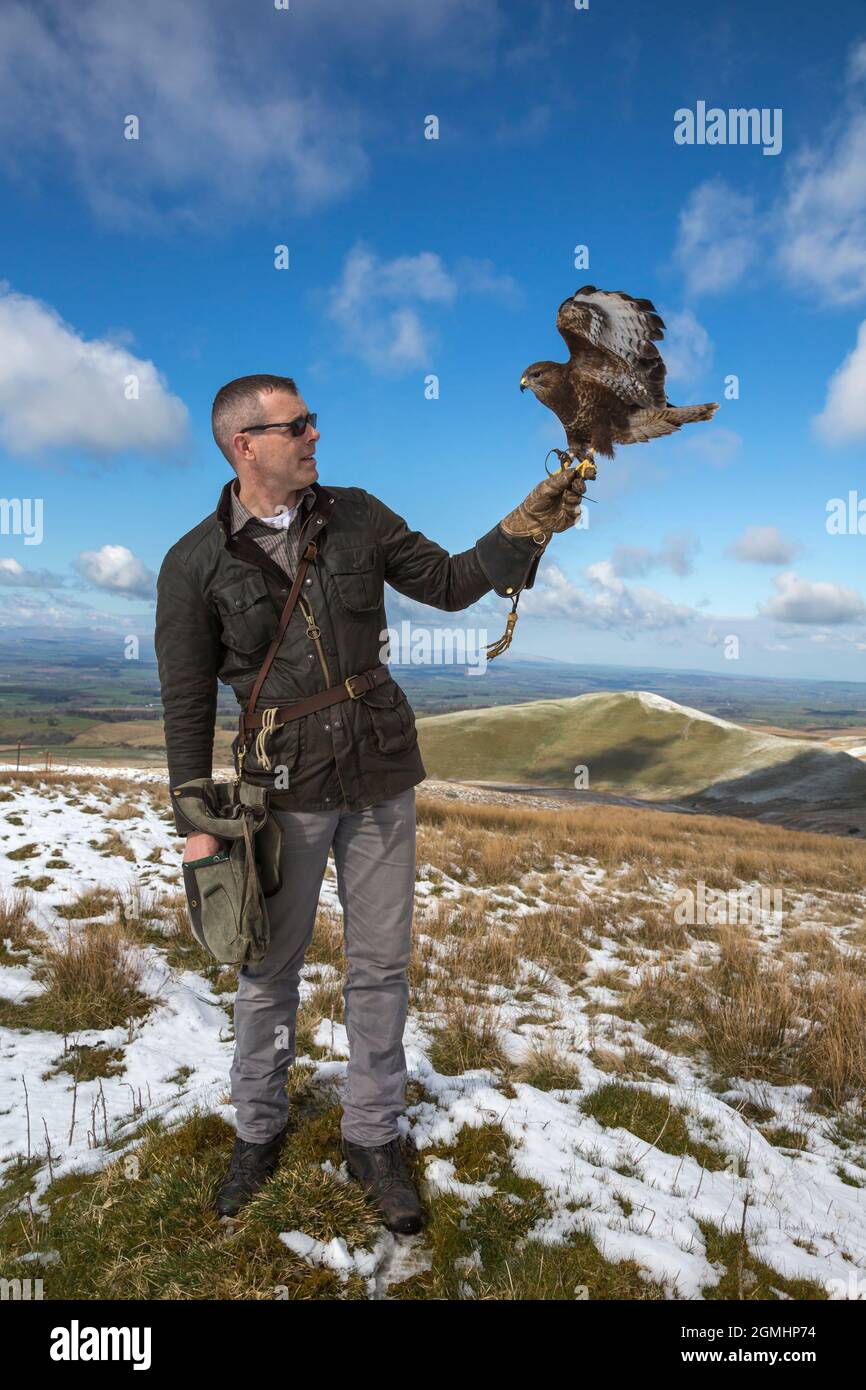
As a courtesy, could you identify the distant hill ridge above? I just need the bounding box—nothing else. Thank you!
[416,689,866,806]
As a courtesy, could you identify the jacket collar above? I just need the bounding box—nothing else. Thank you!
[228,479,316,537]
[215,478,335,583]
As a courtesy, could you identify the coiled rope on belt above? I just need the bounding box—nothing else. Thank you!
[254,705,281,771]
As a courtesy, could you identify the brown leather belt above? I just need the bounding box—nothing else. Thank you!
[240,663,391,736]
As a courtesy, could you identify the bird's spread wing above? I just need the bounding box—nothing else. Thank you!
[556,285,668,408]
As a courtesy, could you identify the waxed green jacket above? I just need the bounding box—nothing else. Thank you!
[155,479,548,834]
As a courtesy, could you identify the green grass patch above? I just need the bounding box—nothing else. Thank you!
[700,1220,828,1300]
[581,1082,730,1171]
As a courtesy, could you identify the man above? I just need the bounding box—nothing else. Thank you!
[154,373,585,1235]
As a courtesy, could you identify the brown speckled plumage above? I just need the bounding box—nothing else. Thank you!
[521,285,718,460]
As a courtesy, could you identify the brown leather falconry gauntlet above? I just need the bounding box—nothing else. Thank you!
[499,465,587,545]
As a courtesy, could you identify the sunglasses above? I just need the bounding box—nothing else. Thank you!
[240,412,317,438]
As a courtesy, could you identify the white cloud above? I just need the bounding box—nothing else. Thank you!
[0,557,68,588]
[74,545,156,599]
[813,319,866,443]
[0,0,374,226]
[519,561,696,633]
[662,308,713,383]
[674,179,759,296]
[731,525,803,565]
[761,570,865,625]
[777,109,866,305]
[326,243,516,373]
[610,533,700,578]
[849,39,866,84]
[672,42,866,309]
[0,0,512,226]
[0,286,188,457]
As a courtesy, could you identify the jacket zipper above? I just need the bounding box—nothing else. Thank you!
[298,593,332,685]
[294,496,350,807]
[296,589,350,807]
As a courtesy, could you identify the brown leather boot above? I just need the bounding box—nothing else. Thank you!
[342,1137,427,1235]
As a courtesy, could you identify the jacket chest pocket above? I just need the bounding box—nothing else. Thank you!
[360,681,417,755]
[325,544,382,613]
[212,572,276,654]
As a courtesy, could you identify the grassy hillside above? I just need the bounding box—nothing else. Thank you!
[417,690,866,803]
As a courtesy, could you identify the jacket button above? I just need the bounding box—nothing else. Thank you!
[305,577,312,586]
[334,720,342,729]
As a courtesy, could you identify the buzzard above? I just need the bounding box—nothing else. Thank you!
[520,285,718,479]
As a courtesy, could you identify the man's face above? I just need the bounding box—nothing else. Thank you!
[235,390,320,488]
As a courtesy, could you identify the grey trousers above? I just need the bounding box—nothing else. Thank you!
[228,786,416,1146]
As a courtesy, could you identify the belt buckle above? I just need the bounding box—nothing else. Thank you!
[345,674,363,699]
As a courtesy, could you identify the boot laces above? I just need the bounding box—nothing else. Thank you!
[370,1140,413,1193]
[231,1135,279,1179]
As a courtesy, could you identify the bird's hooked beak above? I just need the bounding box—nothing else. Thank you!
[519,375,528,393]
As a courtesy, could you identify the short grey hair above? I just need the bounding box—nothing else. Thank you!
[211,374,299,466]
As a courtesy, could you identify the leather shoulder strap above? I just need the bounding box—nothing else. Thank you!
[245,540,317,725]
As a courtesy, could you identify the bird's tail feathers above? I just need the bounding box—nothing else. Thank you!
[665,401,718,424]
[627,402,718,444]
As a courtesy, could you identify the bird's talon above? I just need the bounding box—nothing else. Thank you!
[544,448,575,476]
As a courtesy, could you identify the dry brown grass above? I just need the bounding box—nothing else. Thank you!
[1,770,167,804]
[621,961,702,1054]
[0,888,39,953]
[589,1043,675,1084]
[88,829,136,862]
[408,931,443,1009]
[512,905,591,988]
[416,795,866,894]
[415,817,556,887]
[626,904,695,954]
[441,930,521,990]
[688,929,801,1084]
[428,995,509,1075]
[618,924,866,1111]
[798,965,866,1110]
[781,925,845,968]
[512,1035,582,1091]
[104,799,142,822]
[18,921,152,1032]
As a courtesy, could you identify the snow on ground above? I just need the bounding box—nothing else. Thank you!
[2,768,866,1299]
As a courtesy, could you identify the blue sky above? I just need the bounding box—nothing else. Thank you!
[1,0,865,681]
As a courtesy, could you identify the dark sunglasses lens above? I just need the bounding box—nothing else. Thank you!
[290,413,316,436]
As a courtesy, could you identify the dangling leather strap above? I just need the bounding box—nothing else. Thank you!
[238,539,317,756]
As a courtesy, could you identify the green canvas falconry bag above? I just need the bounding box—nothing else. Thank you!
[171,777,281,965]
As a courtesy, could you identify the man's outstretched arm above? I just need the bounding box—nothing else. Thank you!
[364,468,584,612]
[154,548,224,836]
